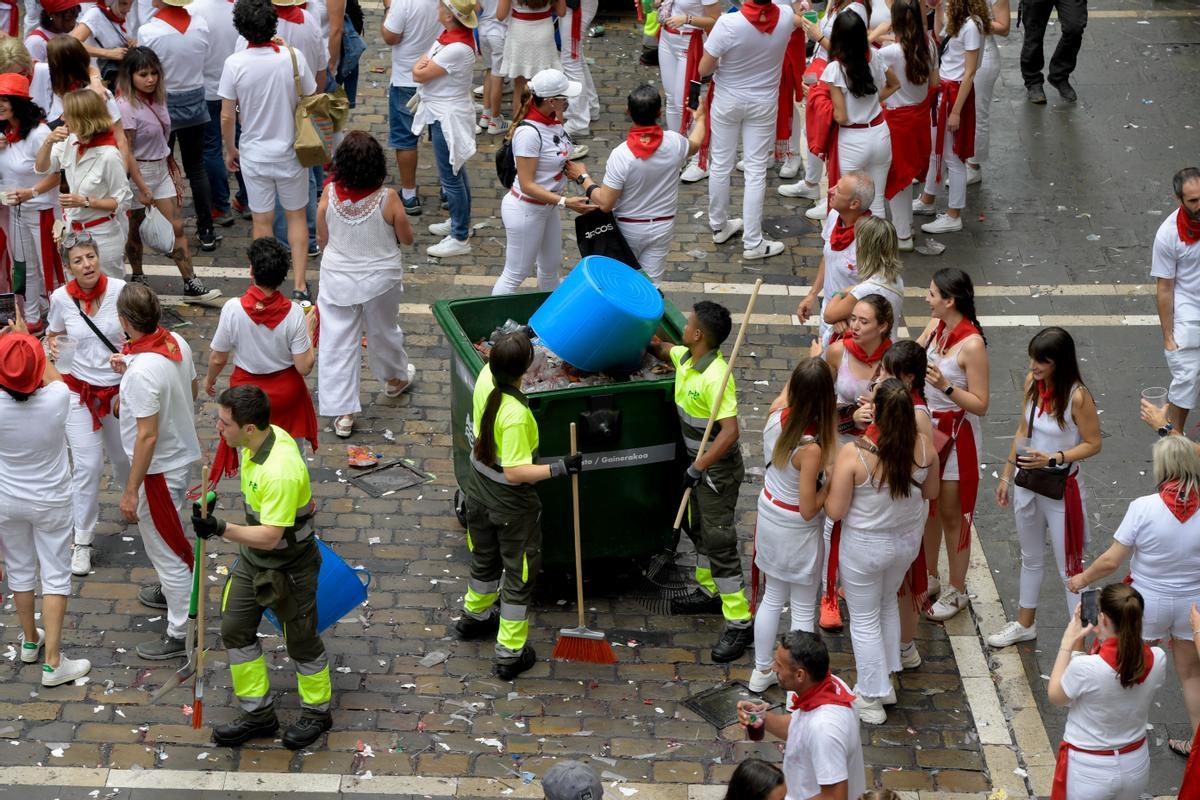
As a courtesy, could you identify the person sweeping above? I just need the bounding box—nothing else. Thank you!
[456,330,582,680]
[191,384,332,750]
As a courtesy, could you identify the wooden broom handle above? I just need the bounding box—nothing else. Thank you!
[570,423,585,629]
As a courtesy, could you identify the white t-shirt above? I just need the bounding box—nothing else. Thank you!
[384,0,440,88]
[512,119,569,195]
[1151,209,1200,324]
[47,279,127,387]
[24,28,65,63]
[783,677,867,800]
[0,380,72,509]
[238,12,328,80]
[1113,493,1200,595]
[821,58,886,124]
[822,211,859,301]
[191,0,242,102]
[416,40,475,102]
[849,274,905,329]
[218,46,317,163]
[1060,648,1166,750]
[878,39,937,108]
[939,17,981,81]
[814,1,868,61]
[704,8,798,103]
[210,299,311,375]
[605,131,690,221]
[78,5,129,53]
[0,123,57,211]
[139,13,210,93]
[119,332,201,474]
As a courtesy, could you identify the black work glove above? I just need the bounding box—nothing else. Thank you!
[681,464,703,491]
[191,494,226,540]
[550,453,584,477]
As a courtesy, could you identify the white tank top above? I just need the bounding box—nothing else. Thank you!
[842,439,930,533]
[762,408,817,507]
[835,349,873,407]
[319,188,405,306]
[1026,384,1083,457]
[926,335,974,414]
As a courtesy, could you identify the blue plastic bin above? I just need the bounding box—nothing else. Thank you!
[529,256,664,373]
[262,538,371,633]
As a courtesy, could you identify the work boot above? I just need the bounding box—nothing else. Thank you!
[213,710,280,747]
[455,611,500,641]
[711,625,753,663]
[494,645,537,680]
[282,711,333,750]
[669,588,722,615]
[638,46,658,66]
[136,634,187,661]
[138,583,168,609]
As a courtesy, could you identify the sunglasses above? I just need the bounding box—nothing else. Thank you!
[61,231,97,250]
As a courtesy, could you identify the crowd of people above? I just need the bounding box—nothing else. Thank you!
[1,0,1198,795]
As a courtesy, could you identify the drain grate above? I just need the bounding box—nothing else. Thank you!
[347,460,434,497]
[682,680,784,729]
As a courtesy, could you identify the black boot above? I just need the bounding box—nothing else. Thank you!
[494,645,536,680]
[638,46,659,67]
[711,625,753,663]
[282,710,333,750]
[212,710,279,747]
[670,588,722,615]
[454,611,500,641]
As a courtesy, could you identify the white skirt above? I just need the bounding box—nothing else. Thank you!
[753,490,824,585]
[500,17,561,80]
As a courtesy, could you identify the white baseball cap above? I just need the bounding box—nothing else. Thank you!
[529,69,582,99]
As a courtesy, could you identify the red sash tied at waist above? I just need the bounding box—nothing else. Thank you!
[1050,738,1145,800]
[774,29,807,160]
[804,58,833,158]
[763,487,801,513]
[883,93,934,199]
[679,30,714,169]
[143,472,194,570]
[511,9,551,20]
[510,188,549,206]
[840,113,885,129]
[933,79,976,185]
[1063,471,1085,576]
[931,408,978,552]
[62,373,120,432]
[824,519,842,604]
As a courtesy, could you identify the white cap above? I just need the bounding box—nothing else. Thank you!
[528,69,582,99]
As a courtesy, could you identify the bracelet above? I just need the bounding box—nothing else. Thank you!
[685,13,691,25]
[85,196,91,208]
[29,187,38,199]
[557,195,566,208]
[998,476,1011,485]
[585,184,598,200]
[1058,451,1066,464]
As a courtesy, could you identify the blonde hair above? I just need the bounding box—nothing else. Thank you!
[1153,435,1200,497]
[0,34,33,75]
[854,215,902,284]
[62,89,113,143]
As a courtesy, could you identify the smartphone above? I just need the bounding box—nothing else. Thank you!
[1080,589,1099,627]
[0,293,16,326]
[687,80,702,111]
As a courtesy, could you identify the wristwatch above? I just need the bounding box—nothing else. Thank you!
[1159,422,1174,437]
[575,172,589,186]
[557,195,566,207]
[1048,456,1058,468]
[943,385,954,397]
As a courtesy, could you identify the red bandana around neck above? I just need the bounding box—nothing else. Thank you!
[276,4,303,23]
[844,335,892,366]
[789,674,853,711]
[66,273,108,314]
[911,387,927,407]
[933,316,981,353]
[627,124,664,159]
[240,285,292,330]
[1159,479,1200,523]
[1089,637,1154,685]
[1036,379,1054,416]
[76,127,118,155]
[863,423,881,444]
[1179,206,1200,246]
[438,26,477,51]
[155,5,191,33]
[247,40,281,51]
[98,1,127,31]
[739,0,780,33]
[828,211,869,251]
[3,120,20,144]
[123,326,183,361]
[525,105,559,127]
[333,182,377,204]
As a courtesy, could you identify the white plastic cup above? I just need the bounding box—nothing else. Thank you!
[1141,386,1168,404]
[55,336,77,373]
[1016,437,1035,462]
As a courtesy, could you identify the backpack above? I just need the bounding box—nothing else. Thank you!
[495,121,541,189]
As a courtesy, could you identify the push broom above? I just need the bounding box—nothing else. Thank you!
[551,422,617,664]
[192,464,210,729]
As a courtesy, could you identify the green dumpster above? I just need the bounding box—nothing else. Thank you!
[433,292,688,568]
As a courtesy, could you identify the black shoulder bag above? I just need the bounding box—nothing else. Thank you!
[72,298,121,354]
[1013,401,1070,500]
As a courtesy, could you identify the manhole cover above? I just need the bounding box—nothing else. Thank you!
[763,215,814,239]
[607,629,672,646]
[347,460,434,497]
[682,679,784,729]
[162,307,190,328]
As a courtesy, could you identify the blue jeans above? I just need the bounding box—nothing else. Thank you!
[429,121,470,242]
[273,166,319,251]
[203,99,230,214]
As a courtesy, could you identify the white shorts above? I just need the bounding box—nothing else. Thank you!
[0,501,73,595]
[1166,322,1200,410]
[133,158,178,210]
[1139,585,1200,641]
[241,157,309,214]
[479,25,506,75]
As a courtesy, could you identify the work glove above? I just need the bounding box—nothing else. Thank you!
[681,464,703,491]
[550,453,584,477]
[191,493,225,540]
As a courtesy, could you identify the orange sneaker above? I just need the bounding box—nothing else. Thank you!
[820,595,843,631]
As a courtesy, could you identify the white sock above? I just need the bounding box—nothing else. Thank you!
[401,188,416,200]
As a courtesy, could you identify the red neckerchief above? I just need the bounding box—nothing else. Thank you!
[932,316,981,353]
[626,124,664,159]
[777,407,818,437]
[739,0,780,33]
[863,423,881,444]
[438,26,477,51]
[155,6,191,33]
[240,285,292,330]
[123,326,183,361]
[97,1,127,33]
[276,4,303,23]
[247,40,281,51]
[1036,379,1053,417]
[1159,479,1200,523]
[843,335,891,366]
[1179,206,1200,246]
[828,211,869,252]
[333,182,376,203]
[66,273,108,314]
[788,674,853,711]
[525,105,559,126]
[911,388,926,407]
[1087,637,1154,685]
[76,127,118,155]
[3,119,19,144]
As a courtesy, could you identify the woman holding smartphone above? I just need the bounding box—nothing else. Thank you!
[990,327,1100,649]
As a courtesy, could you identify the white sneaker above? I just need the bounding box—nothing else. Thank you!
[735,159,745,172]
[473,84,485,98]
[926,586,969,621]
[748,668,778,693]
[712,218,743,244]
[744,239,784,260]
[428,220,452,236]
[900,641,922,670]
[681,159,708,183]
[805,199,828,221]
[897,236,915,253]
[427,235,472,258]
[779,181,820,200]
[779,155,803,179]
[41,654,91,687]
[19,628,44,664]
[853,694,887,725]
[476,114,490,132]
[568,144,589,160]
[921,213,964,234]
[881,686,897,706]
[912,197,937,215]
[487,117,511,135]
[71,545,93,576]
[987,620,1038,649]
[966,164,982,185]
[926,574,941,598]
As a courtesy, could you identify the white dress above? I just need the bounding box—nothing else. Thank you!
[500,0,561,79]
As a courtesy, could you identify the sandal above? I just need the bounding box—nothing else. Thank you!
[334,415,354,439]
[384,364,417,398]
[1170,738,1192,758]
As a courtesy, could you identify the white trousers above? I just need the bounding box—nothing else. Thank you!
[888,183,915,239]
[785,106,802,159]
[0,500,73,595]
[5,206,53,325]
[1063,746,1149,800]
[617,218,674,285]
[495,192,563,295]
[1014,486,1086,614]
[806,151,825,186]
[561,0,599,133]
[972,40,1001,164]
[835,125,892,217]
[136,465,192,639]
[66,394,131,547]
[708,92,777,250]
[922,125,967,210]
[753,572,820,671]
[658,30,690,134]
[317,284,412,417]
[840,528,917,698]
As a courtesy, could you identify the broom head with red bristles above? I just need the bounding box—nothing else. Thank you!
[552,624,617,664]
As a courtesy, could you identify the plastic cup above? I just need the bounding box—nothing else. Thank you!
[1141,386,1168,405]
[747,713,765,741]
[1016,437,1034,463]
[803,10,819,22]
[55,336,77,373]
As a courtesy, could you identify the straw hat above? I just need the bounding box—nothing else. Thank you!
[440,0,478,29]
[160,0,192,7]
[0,334,46,395]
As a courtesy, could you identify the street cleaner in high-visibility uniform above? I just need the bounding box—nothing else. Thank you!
[456,330,582,680]
[650,301,750,663]
[191,384,332,750]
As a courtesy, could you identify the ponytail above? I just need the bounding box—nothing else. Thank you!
[472,331,534,467]
[1099,583,1147,688]
[508,89,536,138]
[933,267,987,345]
[869,379,918,499]
[474,387,506,467]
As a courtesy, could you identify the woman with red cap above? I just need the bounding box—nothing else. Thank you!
[0,323,93,687]
[0,72,65,334]
[25,0,82,62]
